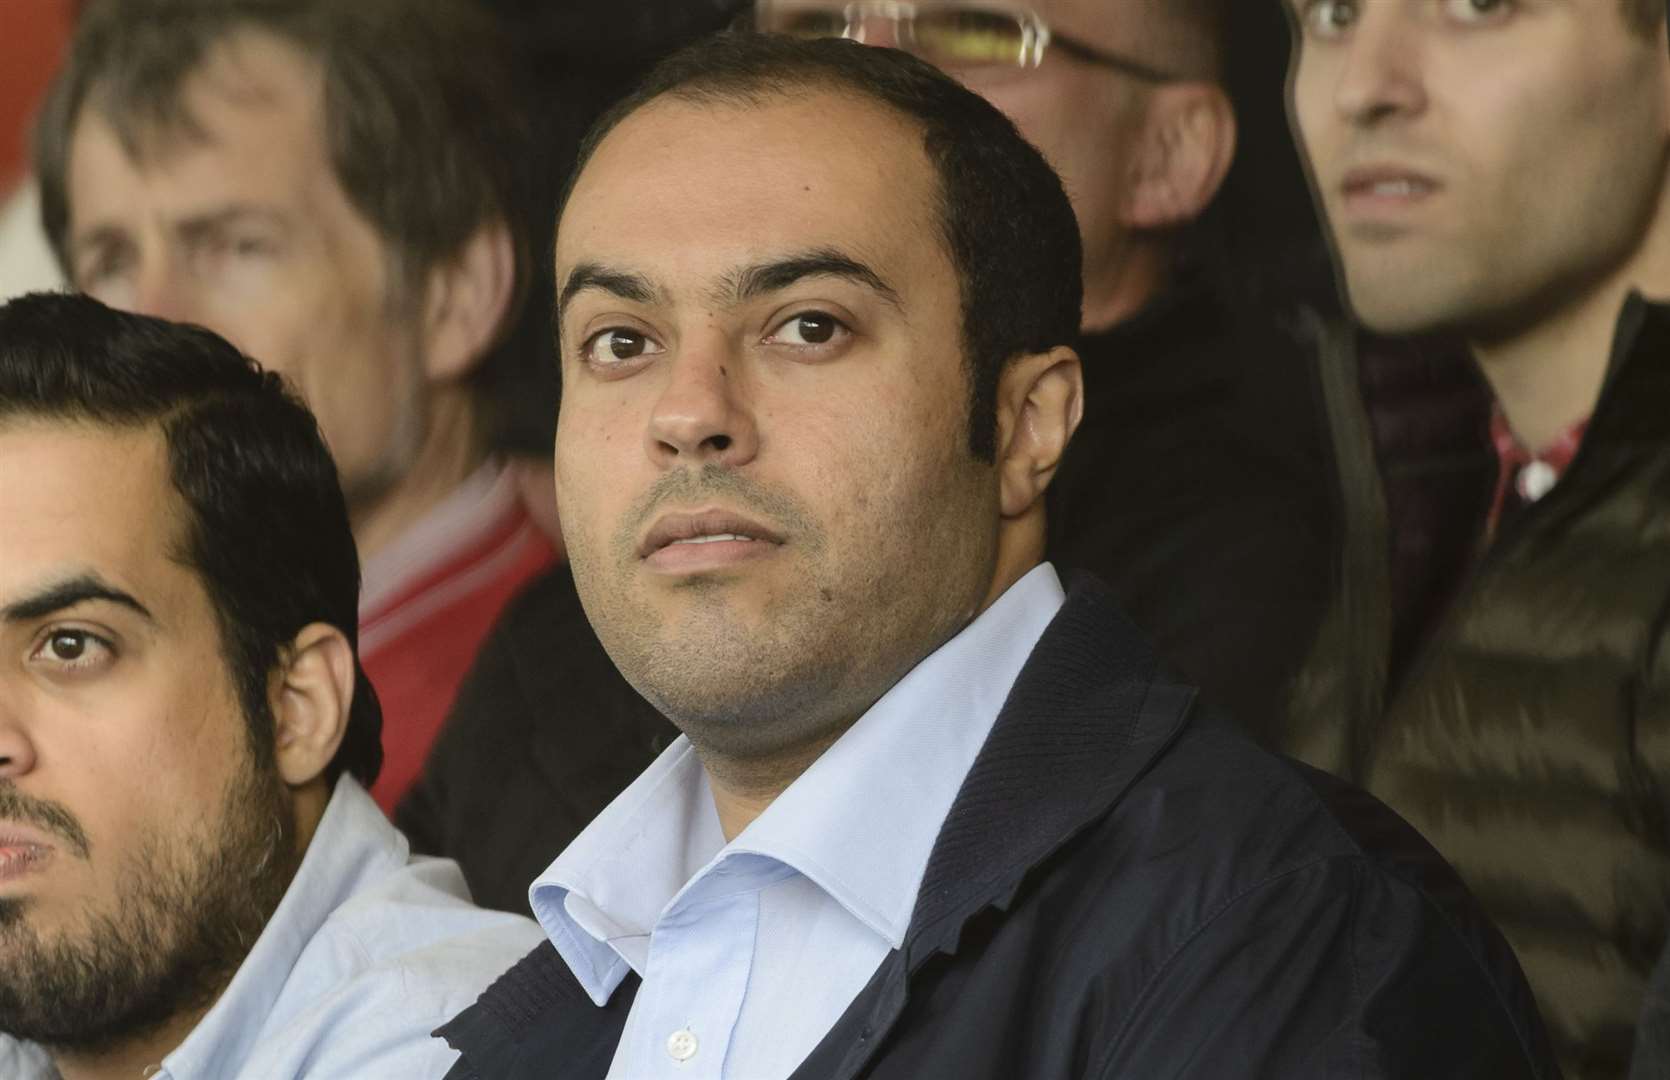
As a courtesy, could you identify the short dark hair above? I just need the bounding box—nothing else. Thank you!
[34,0,533,318]
[557,33,1083,461]
[0,292,382,788]
[1625,0,1669,32]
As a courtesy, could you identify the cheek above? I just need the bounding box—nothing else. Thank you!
[553,404,634,559]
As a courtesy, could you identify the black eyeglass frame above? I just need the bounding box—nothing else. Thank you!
[750,1,1186,83]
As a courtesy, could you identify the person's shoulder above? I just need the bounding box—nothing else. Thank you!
[1051,711,1550,1075]
[1065,698,1496,942]
[0,1037,53,1080]
[1139,707,1463,887]
[253,853,545,1075]
[310,851,546,980]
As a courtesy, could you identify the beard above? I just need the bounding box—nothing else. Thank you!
[0,753,296,1056]
[573,461,993,764]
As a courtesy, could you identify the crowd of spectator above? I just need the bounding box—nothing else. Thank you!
[0,1,1666,1078]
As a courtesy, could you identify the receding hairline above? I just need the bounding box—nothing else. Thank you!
[559,79,946,250]
[77,24,325,171]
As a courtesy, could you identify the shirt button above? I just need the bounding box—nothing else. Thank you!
[667,1028,699,1062]
[1520,459,1558,501]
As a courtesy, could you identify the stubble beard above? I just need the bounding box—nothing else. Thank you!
[575,462,990,766]
[0,757,298,1058]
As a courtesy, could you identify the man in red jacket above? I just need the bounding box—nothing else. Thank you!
[35,0,557,810]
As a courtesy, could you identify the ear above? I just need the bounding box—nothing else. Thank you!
[418,218,517,384]
[269,622,355,788]
[993,345,1084,519]
[1121,81,1237,231]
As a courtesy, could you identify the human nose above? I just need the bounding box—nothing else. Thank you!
[128,259,202,325]
[1332,8,1427,128]
[0,688,38,780]
[644,338,760,470]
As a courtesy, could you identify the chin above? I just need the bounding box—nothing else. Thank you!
[1344,276,1466,338]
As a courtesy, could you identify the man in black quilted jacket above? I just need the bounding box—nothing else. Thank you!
[1280,3,1670,1075]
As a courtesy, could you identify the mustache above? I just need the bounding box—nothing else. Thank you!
[615,465,817,555]
[0,783,91,859]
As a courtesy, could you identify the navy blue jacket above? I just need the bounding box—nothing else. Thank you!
[437,576,1556,1079]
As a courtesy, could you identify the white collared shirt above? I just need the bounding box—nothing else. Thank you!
[530,564,1066,1079]
[0,776,544,1079]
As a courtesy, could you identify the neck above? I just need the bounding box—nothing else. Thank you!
[1474,190,1670,451]
[50,1008,212,1080]
[350,385,487,561]
[700,536,1043,842]
[703,727,846,842]
[1080,239,1171,335]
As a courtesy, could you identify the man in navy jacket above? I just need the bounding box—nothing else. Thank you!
[439,34,1554,1079]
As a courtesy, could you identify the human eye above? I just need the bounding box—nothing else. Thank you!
[76,246,136,297]
[201,228,273,262]
[1295,0,1359,39]
[1439,0,1514,24]
[28,628,116,675]
[228,230,281,259]
[762,310,850,349]
[578,326,665,369]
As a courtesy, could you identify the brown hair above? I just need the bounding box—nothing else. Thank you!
[34,0,533,317]
[1625,0,1669,34]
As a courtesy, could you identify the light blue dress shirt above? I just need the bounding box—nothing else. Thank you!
[0,775,544,1079]
[531,563,1066,1080]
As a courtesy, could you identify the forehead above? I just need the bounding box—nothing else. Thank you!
[67,29,333,223]
[1034,0,1125,30]
[558,89,944,286]
[0,422,190,608]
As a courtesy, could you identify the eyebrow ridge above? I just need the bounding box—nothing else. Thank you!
[557,263,662,325]
[71,203,288,255]
[2,574,156,625]
[727,248,903,311]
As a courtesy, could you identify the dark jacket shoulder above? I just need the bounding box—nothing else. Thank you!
[439,574,1555,1079]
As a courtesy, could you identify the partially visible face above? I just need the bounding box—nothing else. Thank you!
[0,421,293,1053]
[63,29,427,513]
[1288,0,1670,336]
[960,0,1154,305]
[553,90,1002,760]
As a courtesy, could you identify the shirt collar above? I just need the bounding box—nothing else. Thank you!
[160,777,405,1078]
[359,459,514,617]
[529,563,1065,1007]
[1486,406,1591,533]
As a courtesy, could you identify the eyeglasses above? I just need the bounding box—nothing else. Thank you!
[753,1,1183,83]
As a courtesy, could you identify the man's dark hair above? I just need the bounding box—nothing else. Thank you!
[34,0,533,321]
[0,292,382,788]
[557,33,1083,461]
[1626,0,1669,32]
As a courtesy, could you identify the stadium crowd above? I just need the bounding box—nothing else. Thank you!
[0,1,1667,1077]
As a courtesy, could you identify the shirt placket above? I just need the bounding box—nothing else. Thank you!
[615,886,760,1079]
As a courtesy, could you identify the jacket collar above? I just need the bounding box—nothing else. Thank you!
[789,573,1196,1080]
[439,573,1196,1080]
[908,572,1193,955]
[1589,292,1670,447]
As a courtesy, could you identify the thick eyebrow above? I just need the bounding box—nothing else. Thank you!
[556,263,664,325]
[1,574,156,625]
[724,248,903,312]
